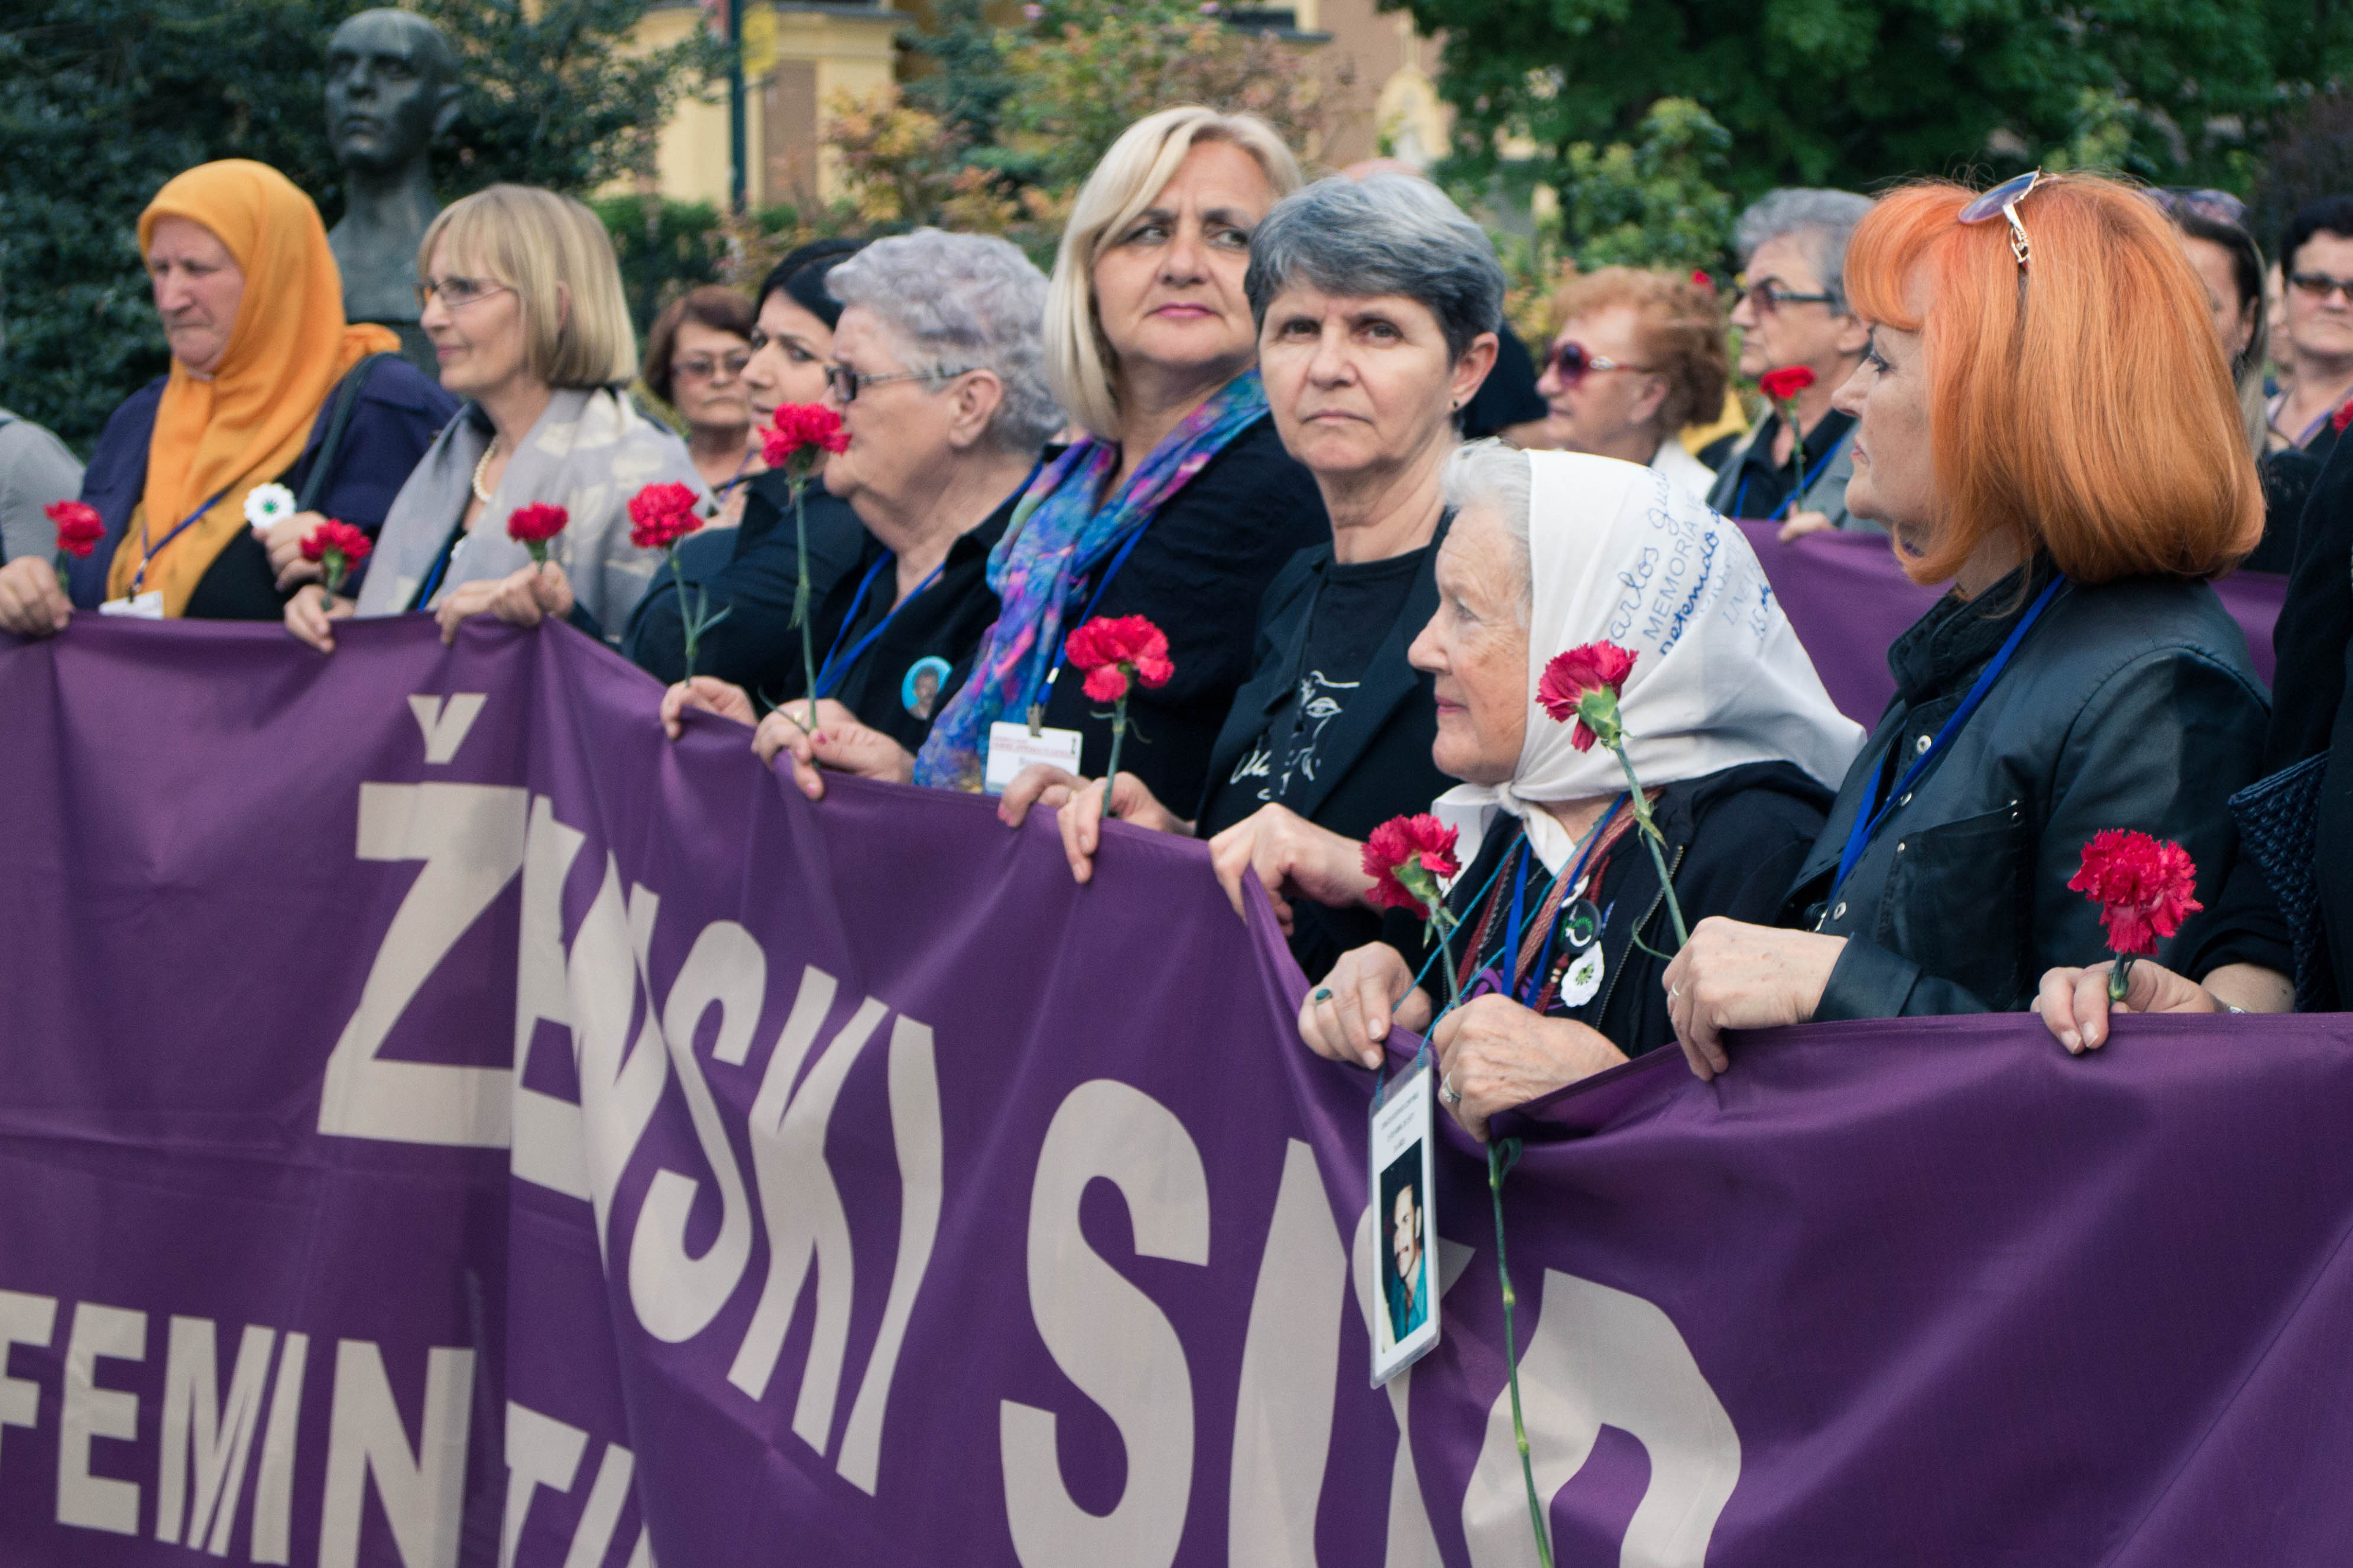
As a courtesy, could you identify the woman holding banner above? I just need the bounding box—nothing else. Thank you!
[0,160,452,634]
[1663,172,2270,1072]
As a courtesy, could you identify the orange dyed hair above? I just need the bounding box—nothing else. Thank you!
[1843,175,2261,586]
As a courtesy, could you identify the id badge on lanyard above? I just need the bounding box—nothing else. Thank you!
[1368,1050,1441,1385]
[99,592,164,619]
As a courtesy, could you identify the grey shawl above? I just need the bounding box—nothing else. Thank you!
[356,386,708,633]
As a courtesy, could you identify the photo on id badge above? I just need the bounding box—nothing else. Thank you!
[1370,1063,1439,1384]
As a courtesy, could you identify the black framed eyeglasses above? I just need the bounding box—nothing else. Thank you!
[1959,170,2047,273]
[2290,271,2353,303]
[1733,277,1838,313]
[822,363,975,403]
[1545,340,1654,386]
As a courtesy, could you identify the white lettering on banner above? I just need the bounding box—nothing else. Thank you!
[1349,1210,1476,1568]
[629,920,762,1343]
[1001,1080,1210,1568]
[319,1340,475,1568]
[408,693,488,764]
[834,1015,944,1496]
[514,796,590,1197]
[155,1316,274,1551]
[318,781,527,1147]
[563,1439,638,1568]
[57,1300,145,1535]
[569,860,670,1259]
[1229,1139,1348,1568]
[251,1330,309,1566]
[0,1289,56,1476]
[1460,1270,1739,1568]
[501,1399,588,1568]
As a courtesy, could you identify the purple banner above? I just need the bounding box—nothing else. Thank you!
[1730,520,2287,722]
[1,616,2348,1567]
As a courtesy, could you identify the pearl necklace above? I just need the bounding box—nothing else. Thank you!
[472,440,500,505]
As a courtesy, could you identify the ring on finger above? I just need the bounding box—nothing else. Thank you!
[1440,1073,1461,1106]
[1669,983,1682,1001]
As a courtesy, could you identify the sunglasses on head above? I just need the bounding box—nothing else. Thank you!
[1959,170,2049,274]
[1546,340,1654,386]
[2151,186,2248,227]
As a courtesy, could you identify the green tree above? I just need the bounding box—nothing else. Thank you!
[1404,0,2324,203]
[1561,97,1735,272]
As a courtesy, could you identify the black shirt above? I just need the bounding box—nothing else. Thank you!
[773,496,1015,753]
[1200,544,1429,835]
[1033,414,1330,809]
[1719,408,1855,520]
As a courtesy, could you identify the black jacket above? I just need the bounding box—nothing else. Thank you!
[1034,414,1330,809]
[1794,561,2270,1018]
[1381,763,1832,1058]
[1198,523,1454,978]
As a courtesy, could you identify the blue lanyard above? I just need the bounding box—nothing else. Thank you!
[1732,430,1839,520]
[129,486,233,595]
[1497,794,1626,1006]
[812,554,944,699]
[1034,519,1154,712]
[1830,576,2066,901]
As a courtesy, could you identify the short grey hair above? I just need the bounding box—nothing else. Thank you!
[1440,439,1532,622]
[1245,175,1506,361]
[1733,188,1876,311]
[828,229,1065,453]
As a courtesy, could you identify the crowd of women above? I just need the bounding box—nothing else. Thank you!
[1,105,2348,1142]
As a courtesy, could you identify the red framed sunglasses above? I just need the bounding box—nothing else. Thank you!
[1546,340,1654,386]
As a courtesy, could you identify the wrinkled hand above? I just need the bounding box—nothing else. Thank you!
[1205,803,1372,933]
[1431,995,1625,1141]
[753,698,913,799]
[1299,941,1431,1070]
[264,511,329,590]
[2034,959,2219,1053]
[1660,917,1846,1080]
[1777,509,1835,543]
[435,560,573,644]
[1012,770,1188,885]
[283,584,356,651]
[0,556,72,638]
[661,676,756,739]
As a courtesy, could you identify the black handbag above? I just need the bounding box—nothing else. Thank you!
[2228,751,2331,1010]
[296,352,394,512]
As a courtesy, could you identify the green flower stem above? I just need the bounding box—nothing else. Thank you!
[1780,396,1808,521]
[1101,696,1127,820]
[1490,1137,1551,1568]
[670,548,696,678]
[790,475,817,732]
[1612,741,1691,949]
[2109,953,2137,1004]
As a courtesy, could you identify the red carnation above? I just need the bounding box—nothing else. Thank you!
[627,483,703,553]
[761,402,850,470]
[1065,614,1174,703]
[46,500,104,559]
[1758,365,1816,403]
[2333,398,2353,434]
[1537,641,1638,752]
[507,502,569,547]
[301,518,372,599]
[2068,830,2202,959]
[1690,269,1713,291]
[1362,814,1461,917]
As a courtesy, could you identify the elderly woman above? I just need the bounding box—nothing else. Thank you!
[1664,173,2271,1074]
[1705,189,1878,540]
[660,230,1062,759]
[1528,267,1726,504]
[792,106,1329,806]
[1005,174,1509,978]
[643,285,760,524]
[623,239,873,684]
[286,184,704,651]
[0,160,452,635]
[1298,444,1859,1138]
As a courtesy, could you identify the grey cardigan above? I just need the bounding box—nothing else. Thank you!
[0,407,86,564]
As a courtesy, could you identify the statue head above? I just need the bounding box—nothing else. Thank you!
[325,9,461,177]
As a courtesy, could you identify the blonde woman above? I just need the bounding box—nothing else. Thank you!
[893,106,1331,805]
[287,183,705,651]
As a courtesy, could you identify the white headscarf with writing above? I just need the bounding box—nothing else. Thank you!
[1432,449,1864,875]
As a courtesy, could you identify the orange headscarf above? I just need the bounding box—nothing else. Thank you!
[112,160,400,615]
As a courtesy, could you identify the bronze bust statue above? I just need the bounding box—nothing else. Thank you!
[324,9,461,366]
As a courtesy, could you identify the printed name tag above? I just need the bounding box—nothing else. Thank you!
[99,592,165,620]
[983,721,1085,796]
[1369,1059,1441,1386]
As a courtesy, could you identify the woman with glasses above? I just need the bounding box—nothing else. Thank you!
[0,160,454,637]
[2266,196,2353,454]
[285,184,704,651]
[660,229,1064,764]
[641,285,760,525]
[1704,188,1878,541]
[1660,172,2268,1061]
[1527,267,1726,504]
